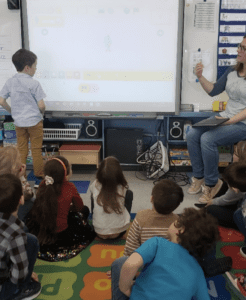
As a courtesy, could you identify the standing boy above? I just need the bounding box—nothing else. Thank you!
[0,49,46,182]
[111,207,220,300]
[0,174,40,300]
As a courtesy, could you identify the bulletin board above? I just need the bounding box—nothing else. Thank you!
[217,0,246,79]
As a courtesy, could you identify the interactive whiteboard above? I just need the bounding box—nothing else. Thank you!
[21,0,183,115]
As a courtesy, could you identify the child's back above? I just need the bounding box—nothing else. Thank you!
[91,180,130,237]
[124,179,183,256]
[91,156,133,239]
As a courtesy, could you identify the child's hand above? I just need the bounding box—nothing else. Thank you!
[31,272,39,282]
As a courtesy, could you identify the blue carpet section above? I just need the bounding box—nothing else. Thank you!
[27,170,37,181]
[71,181,90,194]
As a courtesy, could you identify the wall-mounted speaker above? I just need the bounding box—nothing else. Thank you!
[84,119,101,138]
[169,119,184,140]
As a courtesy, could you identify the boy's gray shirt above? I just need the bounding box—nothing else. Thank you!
[0,73,46,127]
[212,188,245,206]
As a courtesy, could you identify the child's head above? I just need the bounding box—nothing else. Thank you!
[233,141,246,163]
[151,179,183,214]
[97,156,127,187]
[96,156,128,214]
[44,155,71,184]
[222,162,246,192]
[0,174,23,214]
[12,49,37,75]
[169,207,220,260]
[0,146,22,177]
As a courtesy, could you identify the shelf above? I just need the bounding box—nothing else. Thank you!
[167,140,187,144]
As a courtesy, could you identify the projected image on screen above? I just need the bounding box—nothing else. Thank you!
[23,0,181,113]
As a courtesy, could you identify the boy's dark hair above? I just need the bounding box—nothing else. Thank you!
[222,162,246,192]
[176,208,220,260]
[152,179,183,214]
[26,156,70,245]
[0,174,23,214]
[12,49,37,72]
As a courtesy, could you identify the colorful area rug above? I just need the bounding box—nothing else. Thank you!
[33,227,245,300]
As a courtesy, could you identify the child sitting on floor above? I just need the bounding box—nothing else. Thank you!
[124,179,183,256]
[26,156,94,259]
[0,174,41,300]
[111,207,220,300]
[217,162,246,259]
[0,146,34,223]
[90,156,133,239]
[206,141,246,230]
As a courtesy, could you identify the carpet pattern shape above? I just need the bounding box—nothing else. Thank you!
[33,227,245,299]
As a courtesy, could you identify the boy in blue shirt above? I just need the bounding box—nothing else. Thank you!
[0,49,46,181]
[0,174,40,300]
[111,207,220,300]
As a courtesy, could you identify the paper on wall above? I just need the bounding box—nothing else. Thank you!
[188,49,214,82]
[193,0,216,31]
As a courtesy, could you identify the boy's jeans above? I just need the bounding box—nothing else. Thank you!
[15,120,44,177]
[0,233,39,300]
[186,117,246,186]
[111,256,129,300]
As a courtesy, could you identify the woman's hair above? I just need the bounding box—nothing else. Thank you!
[234,34,246,80]
[96,156,128,214]
[26,156,70,245]
[234,141,246,162]
[222,162,246,192]
[175,208,220,260]
[0,146,21,177]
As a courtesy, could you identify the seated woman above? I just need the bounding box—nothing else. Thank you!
[26,156,95,261]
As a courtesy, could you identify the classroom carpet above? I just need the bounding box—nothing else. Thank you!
[33,226,245,300]
[27,171,90,193]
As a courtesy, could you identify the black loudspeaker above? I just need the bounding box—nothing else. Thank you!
[106,129,143,164]
[84,120,101,138]
[169,119,185,140]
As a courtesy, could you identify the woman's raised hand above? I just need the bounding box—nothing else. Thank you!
[194,62,204,79]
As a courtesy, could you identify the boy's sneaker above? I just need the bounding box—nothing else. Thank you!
[34,177,43,189]
[240,247,246,259]
[187,177,204,194]
[198,179,223,203]
[12,280,41,300]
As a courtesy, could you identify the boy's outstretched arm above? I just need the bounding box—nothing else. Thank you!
[38,99,45,115]
[119,252,143,297]
[0,96,11,113]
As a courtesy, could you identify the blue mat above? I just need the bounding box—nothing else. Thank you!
[27,171,90,194]
[27,170,37,181]
[70,181,90,194]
